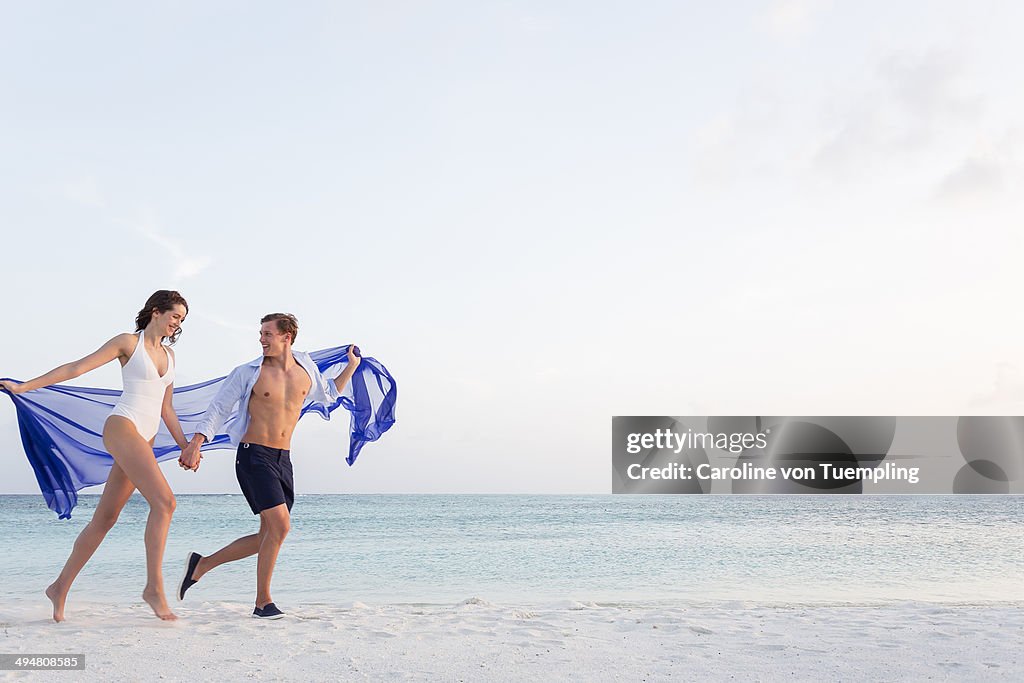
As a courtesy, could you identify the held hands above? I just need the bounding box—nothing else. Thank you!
[178,437,203,472]
[347,344,361,369]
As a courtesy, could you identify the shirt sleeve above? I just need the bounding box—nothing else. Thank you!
[322,365,343,403]
[297,352,343,411]
[195,365,248,443]
[313,363,342,406]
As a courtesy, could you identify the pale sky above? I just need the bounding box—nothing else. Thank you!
[2,1,1023,495]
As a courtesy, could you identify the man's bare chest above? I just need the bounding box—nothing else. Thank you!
[250,367,312,409]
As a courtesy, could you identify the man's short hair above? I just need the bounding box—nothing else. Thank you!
[261,313,299,344]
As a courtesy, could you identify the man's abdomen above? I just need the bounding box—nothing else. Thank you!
[243,406,303,450]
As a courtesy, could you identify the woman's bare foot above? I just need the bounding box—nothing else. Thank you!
[45,581,67,623]
[142,586,178,621]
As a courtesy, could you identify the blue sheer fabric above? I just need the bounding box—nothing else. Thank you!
[1,346,397,519]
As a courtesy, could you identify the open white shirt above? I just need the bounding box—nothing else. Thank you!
[195,351,341,447]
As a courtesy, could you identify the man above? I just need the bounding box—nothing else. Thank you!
[176,313,360,619]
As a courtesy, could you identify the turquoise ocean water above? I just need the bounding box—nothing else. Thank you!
[1,495,1021,608]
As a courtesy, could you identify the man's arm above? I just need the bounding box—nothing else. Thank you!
[331,345,362,396]
[195,365,249,442]
[179,365,249,471]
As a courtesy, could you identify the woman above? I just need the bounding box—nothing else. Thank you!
[0,290,190,621]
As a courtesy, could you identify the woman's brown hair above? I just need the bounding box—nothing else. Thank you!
[135,290,189,345]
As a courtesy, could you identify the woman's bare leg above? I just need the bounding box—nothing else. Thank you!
[103,417,177,620]
[45,462,136,622]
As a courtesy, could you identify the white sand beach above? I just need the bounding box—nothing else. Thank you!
[2,599,1021,681]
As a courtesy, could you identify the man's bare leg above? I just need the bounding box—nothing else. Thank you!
[192,516,264,581]
[256,504,290,609]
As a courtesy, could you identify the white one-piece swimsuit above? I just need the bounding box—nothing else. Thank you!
[108,331,175,440]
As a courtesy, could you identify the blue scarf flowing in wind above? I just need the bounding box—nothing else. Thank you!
[2,346,397,519]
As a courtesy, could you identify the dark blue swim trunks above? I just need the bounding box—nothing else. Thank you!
[235,443,294,515]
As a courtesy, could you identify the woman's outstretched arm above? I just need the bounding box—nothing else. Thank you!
[0,333,134,394]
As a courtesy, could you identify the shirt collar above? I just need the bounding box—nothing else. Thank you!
[246,350,315,377]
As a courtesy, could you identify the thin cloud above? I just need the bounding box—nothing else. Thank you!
[877,50,983,122]
[813,49,984,177]
[189,310,255,333]
[56,183,211,279]
[932,129,1019,203]
[690,89,793,186]
[934,155,1004,202]
[135,216,212,280]
[693,47,992,187]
